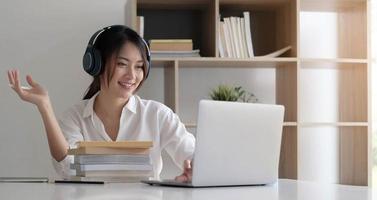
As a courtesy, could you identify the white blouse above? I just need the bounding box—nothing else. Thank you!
[52,93,195,179]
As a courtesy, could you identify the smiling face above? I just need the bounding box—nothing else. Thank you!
[100,42,145,100]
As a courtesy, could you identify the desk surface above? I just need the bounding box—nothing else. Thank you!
[0,179,374,200]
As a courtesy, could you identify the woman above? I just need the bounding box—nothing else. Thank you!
[7,25,194,182]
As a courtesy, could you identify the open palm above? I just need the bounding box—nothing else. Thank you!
[7,69,49,107]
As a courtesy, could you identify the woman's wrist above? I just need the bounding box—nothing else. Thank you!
[37,97,52,112]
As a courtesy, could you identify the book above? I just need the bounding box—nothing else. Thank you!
[69,141,154,182]
[243,12,254,57]
[239,17,247,58]
[71,164,153,172]
[76,141,153,149]
[75,170,153,177]
[136,16,144,38]
[74,154,150,164]
[151,49,200,58]
[218,21,226,58]
[236,17,244,58]
[230,17,241,58]
[224,18,235,58]
[150,39,192,43]
[222,19,233,58]
[69,175,152,183]
[68,147,150,155]
[150,39,193,51]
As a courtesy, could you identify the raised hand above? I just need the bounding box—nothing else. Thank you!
[7,69,50,107]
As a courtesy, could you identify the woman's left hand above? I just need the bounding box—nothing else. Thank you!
[175,160,192,182]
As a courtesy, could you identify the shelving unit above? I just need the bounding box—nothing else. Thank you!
[130,0,370,186]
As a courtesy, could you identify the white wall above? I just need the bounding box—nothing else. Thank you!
[0,0,129,178]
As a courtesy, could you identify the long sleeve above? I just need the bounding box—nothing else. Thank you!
[159,108,195,170]
[51,111,84,179]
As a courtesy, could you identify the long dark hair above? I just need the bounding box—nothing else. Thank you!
[83,26,149,100]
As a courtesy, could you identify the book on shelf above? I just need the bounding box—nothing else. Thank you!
[150,39,193,51]
[238,18,245,58]
[238,17,247,58]
[220,12,289,58]
[150,39,192,43]
[221,21,232,57]
[151,49,200,58]
[243,12,254,57]
[219,12,255,58]
[223,18,234,57]
[218,21,226,58]
[230,17,241,58]
[136,16,144,38]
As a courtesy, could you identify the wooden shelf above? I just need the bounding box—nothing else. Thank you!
[152,57,298,62]
[151,57,297,68]
[138,0,212,9]
[220,0,297,57]
[220,0,292,5]
[300,58,368,64]
[284,122,298,126]
[184,121,298,128]
[179,57,297,68]
[299,122,369,127]
[153,57,368,64]
[301,0,366,12]
[133,0,370,186]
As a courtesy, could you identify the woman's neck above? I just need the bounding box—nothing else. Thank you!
[94,91,129,119]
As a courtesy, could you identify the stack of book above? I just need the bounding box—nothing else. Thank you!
[149,39,200,58]
[219,12,254,58]
[219,11,291,58]
[68,141,153,182]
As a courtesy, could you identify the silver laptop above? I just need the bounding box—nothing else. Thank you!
[142,100,284,187]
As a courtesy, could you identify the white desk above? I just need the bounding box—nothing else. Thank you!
[0,179,373,200]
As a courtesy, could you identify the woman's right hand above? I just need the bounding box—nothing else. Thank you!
[7,69,50,108]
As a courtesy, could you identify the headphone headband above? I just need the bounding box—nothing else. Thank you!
[87,28,108,47]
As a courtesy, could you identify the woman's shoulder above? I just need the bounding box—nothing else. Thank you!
[59,99,90,122]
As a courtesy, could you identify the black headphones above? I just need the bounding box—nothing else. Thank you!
[83,25,151,78]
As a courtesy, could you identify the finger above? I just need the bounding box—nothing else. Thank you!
[175,174,188,183]
[184,160,191,169]
[13,70,24,94]
[26,75,38,87]
[7,70,14,86]
[9,70,19,92]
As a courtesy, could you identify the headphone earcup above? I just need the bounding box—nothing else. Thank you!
[83,47,102,76]
[91,49,102,76]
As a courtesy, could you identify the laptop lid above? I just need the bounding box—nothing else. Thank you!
[191,100,284,187]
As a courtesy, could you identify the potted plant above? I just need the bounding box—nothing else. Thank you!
[209,84,258,103]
